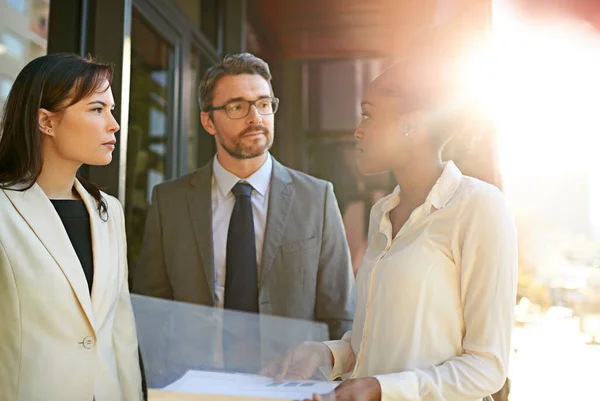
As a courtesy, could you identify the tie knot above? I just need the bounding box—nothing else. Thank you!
[232,182,253,198]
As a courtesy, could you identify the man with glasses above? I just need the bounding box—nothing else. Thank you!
[134,53,355,343]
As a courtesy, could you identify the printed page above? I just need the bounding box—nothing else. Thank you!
[163,370,338,400]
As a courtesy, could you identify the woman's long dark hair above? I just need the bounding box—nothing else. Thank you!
[0,53,114,219]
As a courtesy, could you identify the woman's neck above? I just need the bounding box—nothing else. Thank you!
[393,157,444,206]
[37,153,81,200]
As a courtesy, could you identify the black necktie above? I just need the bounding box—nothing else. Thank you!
[224,182,258,313]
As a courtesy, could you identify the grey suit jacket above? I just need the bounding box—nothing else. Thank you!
[132,158,355,340]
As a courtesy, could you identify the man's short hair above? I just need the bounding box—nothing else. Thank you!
[198,53,273,112]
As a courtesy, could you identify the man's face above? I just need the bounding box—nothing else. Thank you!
[201,74,275,159]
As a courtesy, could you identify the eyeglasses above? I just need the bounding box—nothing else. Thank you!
[205,97,280,120]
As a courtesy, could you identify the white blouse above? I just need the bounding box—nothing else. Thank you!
[325,161,518,401]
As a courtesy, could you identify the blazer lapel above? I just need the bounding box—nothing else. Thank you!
[187,162,217,303]
[3,183,96,333]
[76,180,114,329]
[260,159,294,290]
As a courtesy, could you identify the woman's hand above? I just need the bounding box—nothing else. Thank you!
[304,378,382,401]
[260,341,333,381]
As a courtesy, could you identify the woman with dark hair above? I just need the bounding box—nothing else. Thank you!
[265,35,517,401]
[0,53,143,401]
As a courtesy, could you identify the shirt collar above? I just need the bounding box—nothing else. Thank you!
[380,185,401,215]
[379,160,462,217]
[427,160,463,210]
[212,153,273,197]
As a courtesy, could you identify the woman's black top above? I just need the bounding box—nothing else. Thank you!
[50,199,94,293]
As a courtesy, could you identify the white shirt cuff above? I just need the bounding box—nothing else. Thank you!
[374,372,419,401]
[323,339,354,379]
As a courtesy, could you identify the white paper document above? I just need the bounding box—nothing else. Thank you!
[163,370,338,400]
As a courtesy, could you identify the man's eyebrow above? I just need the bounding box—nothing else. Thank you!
[221,95,272,104]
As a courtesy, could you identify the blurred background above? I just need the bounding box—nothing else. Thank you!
[1,0,599,399]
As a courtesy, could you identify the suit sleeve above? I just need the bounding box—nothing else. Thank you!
[112,199,144,401]
[132,185,174,299]
[315,182,356,340]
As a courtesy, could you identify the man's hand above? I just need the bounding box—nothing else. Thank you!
[304,378,382,401]
[260,341,334,381]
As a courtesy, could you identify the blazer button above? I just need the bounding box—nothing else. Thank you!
[82,336,95,349]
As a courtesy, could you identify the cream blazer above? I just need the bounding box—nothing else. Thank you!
[0,180,143,401]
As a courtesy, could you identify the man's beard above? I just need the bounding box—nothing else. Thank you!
[215,125,273,159]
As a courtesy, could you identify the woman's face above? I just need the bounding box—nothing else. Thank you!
[42,80,120,167]
[354,80,418,175]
